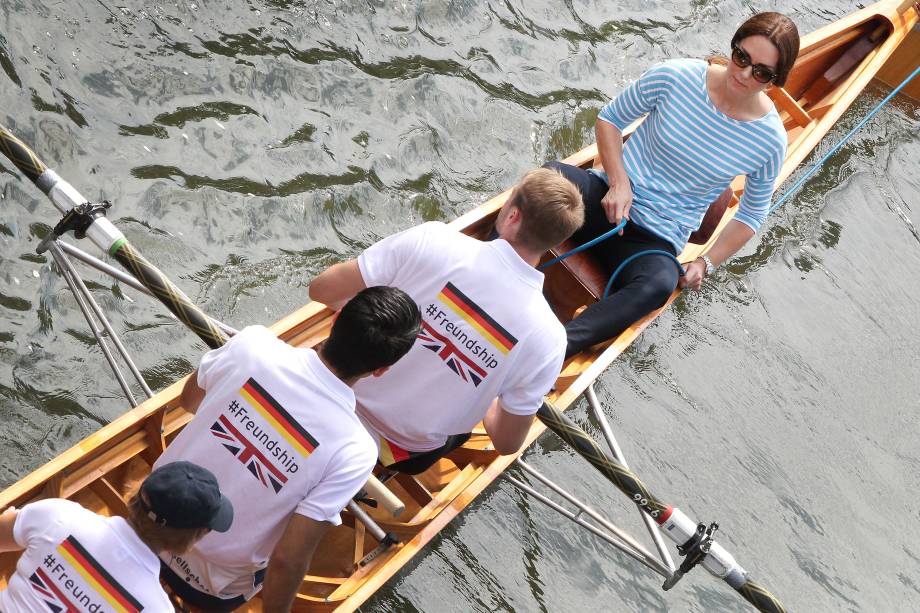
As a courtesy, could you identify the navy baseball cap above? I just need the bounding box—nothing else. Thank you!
[140,461,233,532]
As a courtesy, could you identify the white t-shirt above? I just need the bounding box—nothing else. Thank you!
[153,326,376,600]
[0,499,172,613]
[354,222,566,452]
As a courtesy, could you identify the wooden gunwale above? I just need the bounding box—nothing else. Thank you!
[0,1,917,611]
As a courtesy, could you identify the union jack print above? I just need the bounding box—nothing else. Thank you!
[29,569,74,613]
[418,321,488,387]
[210,415,287,493]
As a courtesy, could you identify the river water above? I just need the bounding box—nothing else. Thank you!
[1,1,918,611]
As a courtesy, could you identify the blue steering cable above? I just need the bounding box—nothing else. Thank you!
[537,218,685,298]
[769,62,920,214]
[602,249,685,298]
[538,219,627,270]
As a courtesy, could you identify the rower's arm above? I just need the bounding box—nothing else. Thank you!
[680,220,755,291]
[0,507,20,553]
[309,260,367,311]
[179,370,206,415]
[705,220,755,266]
[595,120,629,187]
[595,121,634,228]
[483,399,534,455]
[261,514,329,613]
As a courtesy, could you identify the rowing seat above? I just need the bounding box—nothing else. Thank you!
[544,187,732,310]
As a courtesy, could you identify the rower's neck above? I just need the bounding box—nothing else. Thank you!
[506,240,541,268]
[496,231,541,267]
[125,515,166,555]
[317,345,360,387]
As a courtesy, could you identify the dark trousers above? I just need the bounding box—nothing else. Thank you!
[385,432,472,475]
[161,562,263,612]
[543,162,681,358]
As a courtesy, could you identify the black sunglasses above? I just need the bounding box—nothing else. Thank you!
[731,45,777,84]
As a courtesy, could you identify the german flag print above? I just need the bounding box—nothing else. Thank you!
[437,282,518,354]
[378,437,415,467]
[240,378,319,458]
[57,536,143,613]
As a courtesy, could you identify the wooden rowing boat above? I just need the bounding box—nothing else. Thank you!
[1,0,917,610]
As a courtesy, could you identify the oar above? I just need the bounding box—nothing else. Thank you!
[0,123,404,518]
[1,123,226,349]
[536,401,786,613]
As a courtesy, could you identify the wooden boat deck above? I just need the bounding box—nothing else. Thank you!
[1,1,917,611]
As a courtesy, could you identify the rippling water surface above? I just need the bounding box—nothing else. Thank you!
[1,1,918,611]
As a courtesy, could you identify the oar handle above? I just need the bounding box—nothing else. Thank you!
[0,124,48,184]
[363,475,405,518]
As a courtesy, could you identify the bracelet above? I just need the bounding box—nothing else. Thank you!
[699,255,714,276]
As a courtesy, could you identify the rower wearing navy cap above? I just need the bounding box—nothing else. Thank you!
[139,460,235,532]
[0,461,232,612]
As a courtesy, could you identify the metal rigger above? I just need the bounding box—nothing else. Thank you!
[1,122,404,556]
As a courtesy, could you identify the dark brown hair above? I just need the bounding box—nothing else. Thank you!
[508,167,584,252]
[731,12,800,86]
[126,489,209,554]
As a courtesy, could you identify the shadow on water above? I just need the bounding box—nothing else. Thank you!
[0,34,22,87]
[120,101,262,137]
[130,163,373,196]
[507,470,549,613]
[202,28,607,111]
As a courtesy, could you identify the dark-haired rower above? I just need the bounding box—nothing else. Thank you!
[154,286,420,612]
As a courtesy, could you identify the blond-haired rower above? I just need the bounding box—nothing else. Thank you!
[310,168,584,474]
[0,461,232,612]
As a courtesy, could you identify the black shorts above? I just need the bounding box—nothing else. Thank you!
[160,562,264,612]
[382,432,472,475]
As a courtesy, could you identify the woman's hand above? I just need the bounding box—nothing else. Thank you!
[678,259,706,291]
[600,180,633,231]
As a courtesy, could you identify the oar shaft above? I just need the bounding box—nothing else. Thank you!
[112,242,227,349]
[535,401,669,517]
[0,124,47,182]
[535,401,786,613]
[2,125,122,249]
[738,580,788,613]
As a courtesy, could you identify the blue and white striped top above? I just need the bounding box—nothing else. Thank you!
[591,58,787,252]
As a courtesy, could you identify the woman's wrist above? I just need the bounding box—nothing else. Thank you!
[696,255,714,276]
[608,168,629,185]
